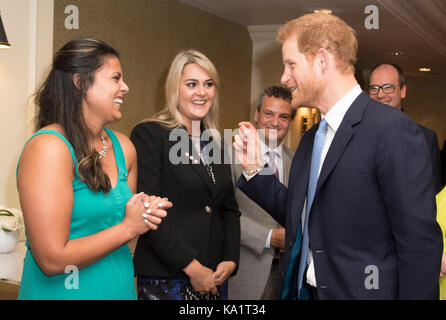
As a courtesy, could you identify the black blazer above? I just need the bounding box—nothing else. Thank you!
[131,121,240,278]
[239,92,442,299]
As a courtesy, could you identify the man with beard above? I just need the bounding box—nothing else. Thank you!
[233,13,442,300]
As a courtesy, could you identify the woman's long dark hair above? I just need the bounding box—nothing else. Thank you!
[35,38,120,193]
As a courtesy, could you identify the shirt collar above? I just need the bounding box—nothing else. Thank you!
[260,139,283,159]
[323,85,362,133]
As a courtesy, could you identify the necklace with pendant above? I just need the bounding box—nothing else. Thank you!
[98,135,107,159]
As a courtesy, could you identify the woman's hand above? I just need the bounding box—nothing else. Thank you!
[213,261,237,286]
[183,259,217,295]
[122,193,170,237]
[122,192,149,237]
[140,194,171,231]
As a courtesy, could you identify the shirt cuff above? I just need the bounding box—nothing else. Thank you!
[242,171,258,181]
[265,229,273,248]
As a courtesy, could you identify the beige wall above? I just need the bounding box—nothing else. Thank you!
[404,75,446,149]
[53,0,252,136]
[248,25,319,152]
[0,0,53,209]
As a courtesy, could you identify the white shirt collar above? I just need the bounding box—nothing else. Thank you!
[323,85,362,133]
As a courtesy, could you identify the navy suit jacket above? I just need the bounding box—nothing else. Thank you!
[419,124,441,194]
[238,92,443,299]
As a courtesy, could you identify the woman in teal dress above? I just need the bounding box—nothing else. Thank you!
[16,38,170,300]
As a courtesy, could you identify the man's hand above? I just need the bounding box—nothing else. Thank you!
[233,122,263,170]
[270,227,285,250]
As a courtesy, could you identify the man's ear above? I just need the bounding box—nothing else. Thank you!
[315,48,330,72]
[254,109,259,125]
[72,74,81,90]
[400,83,407,99]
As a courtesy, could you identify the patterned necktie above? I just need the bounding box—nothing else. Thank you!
[267,150,280,180]
[297,118,327,297]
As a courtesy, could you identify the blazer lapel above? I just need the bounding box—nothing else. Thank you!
[189,139,216,195]
[316,124,354,193]
[170,136,216,196]
[190,160,216,195]
[282,147,292,187]
[316,92,368,193]
[289,133,314,238]
[210,161,223,197]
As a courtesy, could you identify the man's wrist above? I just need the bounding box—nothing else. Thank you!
[242,161,265,176]
[265,229,273,248]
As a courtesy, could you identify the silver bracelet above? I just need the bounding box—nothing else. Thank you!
[242,161,265,176]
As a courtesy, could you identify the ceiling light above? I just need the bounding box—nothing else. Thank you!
[314,9,332,14]
[419,67,431,72]
[391,50,403,56]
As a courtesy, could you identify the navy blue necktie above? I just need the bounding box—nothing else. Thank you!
[297,118,327,297]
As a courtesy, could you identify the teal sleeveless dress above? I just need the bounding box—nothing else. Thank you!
[18,129,137,300]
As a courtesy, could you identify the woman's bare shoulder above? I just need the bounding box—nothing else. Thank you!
[19,124,74,176]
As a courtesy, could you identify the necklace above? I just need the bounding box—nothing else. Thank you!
[98,135,107,159]
[200,139,216,185]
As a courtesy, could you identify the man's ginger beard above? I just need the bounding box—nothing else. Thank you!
[291,61,327,109]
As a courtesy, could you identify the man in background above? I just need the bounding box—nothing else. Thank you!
[368,63,441,193]
[229,86,295,299]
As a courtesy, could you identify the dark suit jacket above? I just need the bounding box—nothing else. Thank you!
[131,121,240,278]
[238,92,443,299]
[229,145,294,300]
[419,124,441,193]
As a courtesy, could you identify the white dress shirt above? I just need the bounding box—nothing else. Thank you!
[304,84,362,287]
[259,140,284,249]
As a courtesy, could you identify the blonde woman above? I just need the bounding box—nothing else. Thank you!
[131,50,240,300]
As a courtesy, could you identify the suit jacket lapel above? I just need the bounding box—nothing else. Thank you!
[189,145,216,196]
[191,160,215,191]
[289,134,313,238]
[210,161,223,197]
[170,136,216,196]
[316,92,368,193]
[282,147,292,187]
[316,124,354,193]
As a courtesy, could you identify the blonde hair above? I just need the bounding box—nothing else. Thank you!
[148,49,221,143]
[277,13,358,74]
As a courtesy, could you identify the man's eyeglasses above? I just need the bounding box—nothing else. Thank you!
[368,84,400,95]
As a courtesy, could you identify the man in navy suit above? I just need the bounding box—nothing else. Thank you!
[368,63,442,193]
[233,13,442,299]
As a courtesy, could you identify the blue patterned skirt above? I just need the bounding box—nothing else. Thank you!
[137,276,228,300]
